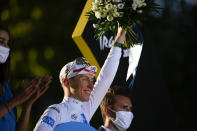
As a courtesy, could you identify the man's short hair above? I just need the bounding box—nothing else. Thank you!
[100,85,133,122]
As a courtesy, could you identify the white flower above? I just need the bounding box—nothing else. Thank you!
[132,3,137,11]
[113,4,117,9]
[112,6,118,12]
[103,7,108,12]
[105,3,113,10]
[132,0,147,10]
[142,3,147,7]
[107,15,114,21]
[93,24,98,28]
[137,10,143,13]
[92,3,99,11]
[98,7,103,11]
[95,11,102,19]
[94,0,100,3]
[92,1,103,11]
[117,3,124,9]
[113,12,120,17]
[119,12,124,17]
[106,0,112,2]
[101,11,107,18]
[137,1,144,8]
[96,7,107,18]
[113,0,122,2]
[91,6,97,11]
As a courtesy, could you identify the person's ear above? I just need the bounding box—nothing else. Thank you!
[104,107,112,118]
[62,78,70,87]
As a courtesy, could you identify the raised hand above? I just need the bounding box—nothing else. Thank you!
[13,77,41,106]
[15,75,52,131]
[23,75,52,107]
[114,27,126,44]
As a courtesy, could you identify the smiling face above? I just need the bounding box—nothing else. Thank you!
[68,74,94,101]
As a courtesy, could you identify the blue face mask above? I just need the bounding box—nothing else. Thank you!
[0,45,10,63]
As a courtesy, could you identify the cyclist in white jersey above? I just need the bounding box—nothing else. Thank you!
[34,28,126,131]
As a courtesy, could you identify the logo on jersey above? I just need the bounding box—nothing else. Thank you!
[71,114,78,120]
[42,116,55,128]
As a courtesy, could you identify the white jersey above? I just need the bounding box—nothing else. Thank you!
[34,47,121,131]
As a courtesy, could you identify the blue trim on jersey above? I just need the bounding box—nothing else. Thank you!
[42,116,55,128]
[80,113,88,124]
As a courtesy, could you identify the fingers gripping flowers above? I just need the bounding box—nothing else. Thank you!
[87,0,161,47]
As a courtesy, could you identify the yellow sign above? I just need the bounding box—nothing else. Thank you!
[72,0,100,78]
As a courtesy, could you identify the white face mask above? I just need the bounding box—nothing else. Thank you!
[109,108,134,131]
[0,45,10,63]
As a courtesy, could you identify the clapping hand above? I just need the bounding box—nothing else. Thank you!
[24,75,52,107]
[13,75,52,107]
[13,75,52,131]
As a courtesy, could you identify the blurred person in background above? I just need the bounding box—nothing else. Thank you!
[99,86,133,131]
[0,25,52,131]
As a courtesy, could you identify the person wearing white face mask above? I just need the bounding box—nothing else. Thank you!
[0,42,10,63]
[0,25,52,131]
[99,86,133,131]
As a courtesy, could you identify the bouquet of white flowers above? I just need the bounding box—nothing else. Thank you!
[86,0,161,47]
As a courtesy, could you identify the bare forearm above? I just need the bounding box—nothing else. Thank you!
[16,104,32,131]
[0,98,18,118]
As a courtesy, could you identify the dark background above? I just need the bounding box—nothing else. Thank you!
[0,0,196,131]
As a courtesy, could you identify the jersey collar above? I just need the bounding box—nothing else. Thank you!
[63,96,83,107]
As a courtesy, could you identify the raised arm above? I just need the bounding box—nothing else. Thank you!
[16,75,52,131]
[84,28,126,121]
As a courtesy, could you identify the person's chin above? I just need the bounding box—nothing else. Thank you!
[82,96,90,102]
[83,91,91,100]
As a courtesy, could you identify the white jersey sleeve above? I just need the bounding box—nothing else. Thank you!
[83,47,122,121]
[33,105,61,131]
